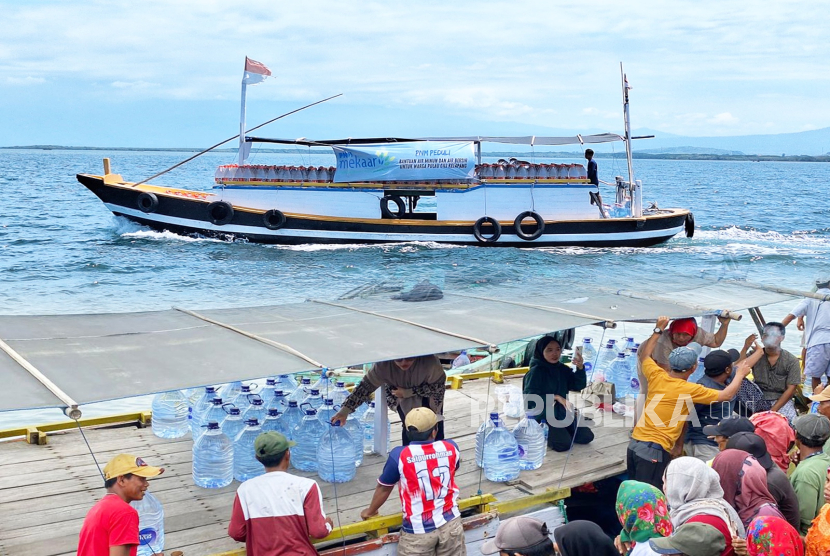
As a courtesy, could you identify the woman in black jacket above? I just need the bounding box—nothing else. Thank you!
[523,335,594,452]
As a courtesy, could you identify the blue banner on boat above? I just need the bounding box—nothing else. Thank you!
[332,141,476,182]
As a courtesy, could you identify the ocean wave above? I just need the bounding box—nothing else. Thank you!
[272,241,464,252]
[695,226,830,247]
[119,229,226,243]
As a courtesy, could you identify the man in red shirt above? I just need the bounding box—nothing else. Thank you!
[77,453,164,556]
[228,431,333,556]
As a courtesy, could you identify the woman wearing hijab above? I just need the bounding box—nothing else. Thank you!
[745,516,804,556]
[712,449,785,529]
[523,336,593,452]
[330,355,446,445]
[663,456,745,555]
[806,503,830,556]
[749,411,796,473]
[553,520,618,556]
[615,481,673,555]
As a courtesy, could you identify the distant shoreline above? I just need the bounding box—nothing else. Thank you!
[1,145,828,162]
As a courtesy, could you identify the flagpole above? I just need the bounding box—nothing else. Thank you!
[239,65,249,165]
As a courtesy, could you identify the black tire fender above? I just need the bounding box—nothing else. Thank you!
[513,210,545,241]
[263,209,286,231]
[380,195,406,219]
[207,201,234,226]
[136,192,159,214]
[473,216,501,243]
[685,212,695,238]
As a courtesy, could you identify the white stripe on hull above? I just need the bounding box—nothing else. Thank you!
[106,204,683,244]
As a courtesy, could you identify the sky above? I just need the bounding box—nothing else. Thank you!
[2,0,830,147]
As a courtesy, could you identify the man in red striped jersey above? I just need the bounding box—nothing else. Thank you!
[360,407,466,555]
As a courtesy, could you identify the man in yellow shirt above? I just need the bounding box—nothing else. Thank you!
[627,316,752,488]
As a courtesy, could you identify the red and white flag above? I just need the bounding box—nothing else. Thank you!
[243,57,271,85]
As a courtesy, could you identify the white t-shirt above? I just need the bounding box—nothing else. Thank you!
[631,541,662,556]
[791,288,830,348]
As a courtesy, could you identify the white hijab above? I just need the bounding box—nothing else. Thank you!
[664,456,746,538]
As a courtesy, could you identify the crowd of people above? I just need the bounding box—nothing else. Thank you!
[75,275,830,556]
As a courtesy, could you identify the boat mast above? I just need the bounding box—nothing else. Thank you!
[238,77,250,165]
[620,63,641,217]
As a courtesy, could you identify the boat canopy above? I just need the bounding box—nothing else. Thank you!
[0,277,819,415]
[245,133,625,147]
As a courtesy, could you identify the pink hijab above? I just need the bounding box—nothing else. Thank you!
[712,449,783,528]
[750,411,795,472]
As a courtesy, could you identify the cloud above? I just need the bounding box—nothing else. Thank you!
[708,112,739,125]
[5,76,46,85]
[111,81,156,89]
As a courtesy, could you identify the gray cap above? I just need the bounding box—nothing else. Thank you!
[794,413,830,442]
[669,342,702,371]
[480,516,550,554]
[649,522,725,555]
[817,275,830,288]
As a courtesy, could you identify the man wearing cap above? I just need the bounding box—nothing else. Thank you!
[783,275,830,391]
[77,454,164,556]
[740,322,801,422]
[649,522,727,556]
[700,416,756,452]
[726,431,801,530]
[228,432,332,556]
[481,516,554,556]
[628,317,752,488]
[790,413,830,535]
[808,386,830,458]
[684,347,763,461]
[360,407,465,556]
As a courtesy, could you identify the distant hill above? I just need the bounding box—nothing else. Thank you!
[631,127,830,156]
[637,146,745,156]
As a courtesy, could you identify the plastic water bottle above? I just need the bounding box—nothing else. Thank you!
[512,413,546,471]
[311,367,333,397]
[131,492,164,556]
[233,418,265,482]
[317,422,357,483]
[242,395,266,424]
[258,378,277,406]
[234,385,256,413]
[596,342,618,372]
[190,386,218,436]
[194,398,227,442]
[608,339,621,355]
[221,407,245,446]
[628,351,641,398]
[151,390,189,439]
[267,389,288,414]
[302,388,324,411]
[581,338,598,367]
[621,337,636,355]
[475,412,500,467]
[361,402,377,454]
[192,421,233,489]
[277,400,304,441]
[317,398,339,425]
[292,407,327,472]
[289,377,312,403]
[220,381,243,403]
[261,408,282,433]
[275,374,298,397]
[482,418,521,482]
[344,414,364,467]
[689,357,706,384]
[330,381,350,407]
[608,353,631,399]
[352,402,369,420]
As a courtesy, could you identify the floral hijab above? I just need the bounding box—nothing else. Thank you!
[806,503,830,556]
[616,480,673,545]
[746,516,804,556]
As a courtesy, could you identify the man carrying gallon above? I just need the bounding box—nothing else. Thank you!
[360,408,465,556]
[228,432,333,556]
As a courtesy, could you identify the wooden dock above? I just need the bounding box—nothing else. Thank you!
[0,375,631,556]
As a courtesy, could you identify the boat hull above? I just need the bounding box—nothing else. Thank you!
[78,174,689,248]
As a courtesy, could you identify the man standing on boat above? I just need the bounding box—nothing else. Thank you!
[585,149,599,186]
[360,408,466,556]
[782,274,830,391]
[331,355,447,445]
[77,453,164,556]
[228,431,333,556]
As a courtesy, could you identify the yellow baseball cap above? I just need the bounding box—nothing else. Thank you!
[103,454,164,480]
[405,407,443,432]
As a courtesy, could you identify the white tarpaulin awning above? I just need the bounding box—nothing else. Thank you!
[0,278,821,415]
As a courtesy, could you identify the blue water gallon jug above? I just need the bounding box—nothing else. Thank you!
[475,412,500,467]
[220,407,245,447]
[151,390,189,439]
[331,381,350,407]
[234,384,257,413]
[192,421,233,489]
[267,389,288,414]
[242,395,266,424]
[311,367,333,397]
[258,378,277,406]
[220,381,243,403]
[292,407,327,472]
[317,398,339,425]
[317,422,357,483]
[233,418,265,482]
[289,377,312,403]
[482,418,521,482]
[608,353,631,399]
[277,400,304,441]
[512,414,546,471]
[194,397,226,442]
[131,492,165,556]
[581,338,598,367]
[302,388,324,410]
[262,408,282,433]
[190,386,217,436]
[275,374,298,397]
